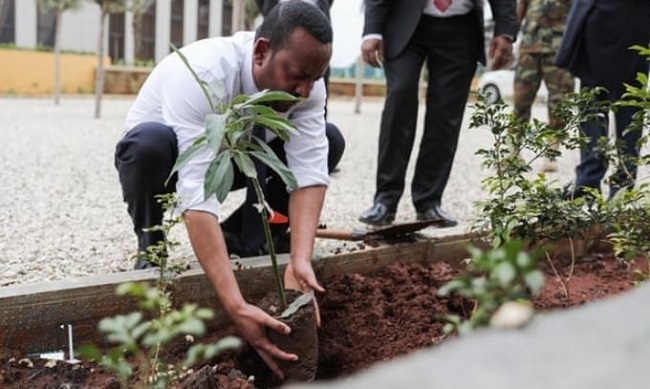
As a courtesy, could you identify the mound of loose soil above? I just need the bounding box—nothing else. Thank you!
[2,254,646,388]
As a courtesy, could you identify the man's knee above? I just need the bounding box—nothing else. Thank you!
[326,122,345,172]
[115,122,177,174]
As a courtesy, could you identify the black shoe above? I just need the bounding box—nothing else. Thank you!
[359,203,396,226]
[134,255,158,270]
[416,205,458,228]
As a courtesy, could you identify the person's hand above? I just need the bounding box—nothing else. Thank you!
[231,302,297,380]
[361,38,384,68]
[489,35,514,70]
[284,260,325,326]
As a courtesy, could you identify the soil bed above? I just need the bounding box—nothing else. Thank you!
[2,253,646,388]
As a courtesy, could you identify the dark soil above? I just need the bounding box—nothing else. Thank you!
[2,253,647,388]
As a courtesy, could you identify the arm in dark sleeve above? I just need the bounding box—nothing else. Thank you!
[363,0,391,36]
[489,0,518,38]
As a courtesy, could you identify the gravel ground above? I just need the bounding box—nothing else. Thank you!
[0,95,583,287]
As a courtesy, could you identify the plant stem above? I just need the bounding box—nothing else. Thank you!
[251,177,287,308]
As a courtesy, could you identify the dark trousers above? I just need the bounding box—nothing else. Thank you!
[115,121,345,256]
[374,13,478,212]
[575,61,649,197]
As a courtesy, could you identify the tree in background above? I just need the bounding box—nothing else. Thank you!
[37,0,82,105]
[93,0,126,119]
[129,0,153,63]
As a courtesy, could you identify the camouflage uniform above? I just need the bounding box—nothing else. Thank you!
[514,0,574,130]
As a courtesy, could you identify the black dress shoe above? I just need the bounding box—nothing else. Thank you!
[416,205,458,228]
[134,255,158,270]
[359,203,396,226]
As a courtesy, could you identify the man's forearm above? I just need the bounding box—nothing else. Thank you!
[184,210,246,314]
[288,185,326,264]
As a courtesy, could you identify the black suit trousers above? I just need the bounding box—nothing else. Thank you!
[374,13,479,212]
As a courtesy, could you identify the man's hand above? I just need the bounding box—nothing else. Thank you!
[489,35,514,70]
[284,260,325,326]
[231,302,297,380]
[361,38,384,68]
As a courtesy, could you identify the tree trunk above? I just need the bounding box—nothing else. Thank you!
[0,0,6,36]
[132,12,143,61]
[54,10,62,105]
[94,8,107,119]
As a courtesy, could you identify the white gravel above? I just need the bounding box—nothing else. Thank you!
[0,95,583,287]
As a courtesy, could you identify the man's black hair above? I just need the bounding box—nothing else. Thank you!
[255,0,333,50]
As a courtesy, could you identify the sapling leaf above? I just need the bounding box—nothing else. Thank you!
[239,90,301,106]
[176,317,206,336]
[250,150,298,191]
[280,291,314,319]
[168,135,208,184]
[251,116,297,139]
[183,336,241,367]
[232,151,257,178]
[205,113,228,151]
[204,151,234,202]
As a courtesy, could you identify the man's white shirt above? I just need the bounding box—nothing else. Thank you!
[125,31,330,219]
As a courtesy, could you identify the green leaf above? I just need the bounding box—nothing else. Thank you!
[183,336,241,366]
[437,279,467,296]
[524,270,545,295]
[232,151,257,178]
[168,135,208,184]
[250,150,298,191]
[280,291,314,319]
[242,90,301,106]
[251,116,297,139]
[176,317,206,336]
[205,113,228,151]
[204,151,234,202]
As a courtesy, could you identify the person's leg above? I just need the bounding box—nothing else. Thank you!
[609,104,642,197]
[574,86,608,196]
[541,54,575,172]
[114,122,177,269]
[358,30,425,227]
[325,121,345,173]
[410,13,478,217]
[513,52,542,124]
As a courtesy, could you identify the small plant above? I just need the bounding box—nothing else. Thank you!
[469,89,605,248]
[80,194,240,387]
[438,240,545,334]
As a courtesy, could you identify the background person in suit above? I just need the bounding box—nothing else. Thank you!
[555,0,650,198]
[359,0,518,227]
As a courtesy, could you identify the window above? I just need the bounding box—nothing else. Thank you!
[222,0,232,36]
[109,13,125,63]
[170,0,183,48]
[0,0,15,44]
[37,3,56,48]
[197,0,209,40]
[137,1,156,61]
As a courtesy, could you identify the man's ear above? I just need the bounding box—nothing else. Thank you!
[253,38,272,65]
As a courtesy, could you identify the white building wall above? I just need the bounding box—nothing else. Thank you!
[183,0,198,46]
[59,3,103,53]
[155,0,171,63]
[124,11,135,65]
[209,0,223,37]
[15,0,37,48]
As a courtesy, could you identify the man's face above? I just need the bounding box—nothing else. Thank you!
[252,28,332,112]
